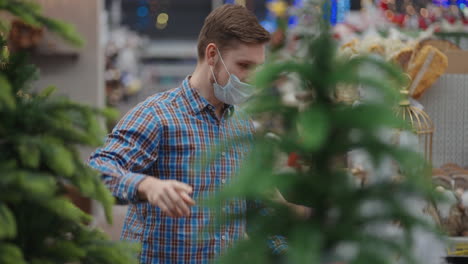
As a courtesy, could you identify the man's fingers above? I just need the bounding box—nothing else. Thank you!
[157,199,175,218]
[159,192,181,217]
[166,188,191,216]
[145,180,194,218]
[179,191,196,206]
[172,181,193,194]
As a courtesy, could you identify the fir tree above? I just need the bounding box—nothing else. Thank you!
[0,1,138,263]
[214,1,438,263]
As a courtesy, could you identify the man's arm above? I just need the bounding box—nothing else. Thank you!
[272,189,313,220]
[88,103,194,217]
[247,120,312,219]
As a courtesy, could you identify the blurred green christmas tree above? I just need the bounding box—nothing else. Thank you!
[0,1,138,263]
[214,1,438,263]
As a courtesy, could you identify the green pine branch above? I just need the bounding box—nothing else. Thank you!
[0,0,84,46]
[0,1,137,263]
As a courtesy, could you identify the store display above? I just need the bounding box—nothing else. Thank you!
[430,163,468,236]
[428,164,468,261]
[408,44,448,98]
[104,28,144,106]
[340,37,450,99]
[378,0,468,31]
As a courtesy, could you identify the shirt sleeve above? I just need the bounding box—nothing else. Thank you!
[88,103,161,204]
[246,200,289,255]
[268,235,288,255]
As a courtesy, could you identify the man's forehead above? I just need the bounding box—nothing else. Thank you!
[229,45,265,64]
[236,56,264,65]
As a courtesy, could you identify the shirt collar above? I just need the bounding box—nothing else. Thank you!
[182,77,235,117]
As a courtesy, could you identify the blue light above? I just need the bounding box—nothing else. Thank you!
[434,0,450,7]
[135,15,150,30]
[458,0,467,8]
[343,0,350,18]
[330,0,338,25]
[261,20,277,33]
[294,0,303,8]
[261,0,277,32]
[336,0,350,23]
[137,6,149,17]
[291,0,303,29]
[288,15,298,27]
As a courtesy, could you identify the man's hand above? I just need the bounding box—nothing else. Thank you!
[272,189,312,220]
[138,177,196,217]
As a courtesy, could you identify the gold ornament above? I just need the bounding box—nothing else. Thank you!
[396,87,434,164]
[267,0,288,17]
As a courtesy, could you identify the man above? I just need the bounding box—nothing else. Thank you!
[89,4,303,263]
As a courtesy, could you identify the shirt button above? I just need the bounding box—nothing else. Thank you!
[221,152,226,157]
[221,235,226,240]
[221,179,226,184]
[122,191,128,199]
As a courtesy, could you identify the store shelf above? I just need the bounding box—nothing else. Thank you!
[140,40,197,60]
[30,50,80,61]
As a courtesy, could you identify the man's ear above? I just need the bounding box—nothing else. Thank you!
[205,43,218,67]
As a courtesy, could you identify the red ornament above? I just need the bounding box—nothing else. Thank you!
[419,17,428,29]
[447,16,457,24]
[287,152,299,168]
[392,14,406,26]
[379,1,388,10]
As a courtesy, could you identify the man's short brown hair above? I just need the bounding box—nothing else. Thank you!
[197,4,270,61]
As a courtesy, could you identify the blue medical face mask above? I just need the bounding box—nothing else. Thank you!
[210,48,255,105]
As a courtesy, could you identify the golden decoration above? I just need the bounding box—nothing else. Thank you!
[267,0,288,17]
[396,85,434,164]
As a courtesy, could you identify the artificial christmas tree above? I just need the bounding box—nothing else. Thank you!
[0,1,138,263]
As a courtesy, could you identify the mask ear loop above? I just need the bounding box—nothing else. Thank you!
[216,47,231,76]
[210,66,218,84]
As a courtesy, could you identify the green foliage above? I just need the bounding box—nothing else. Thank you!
[0,204,16,239]
[0,1,138,263]
[0,0,84,46]
[214,2,437,264]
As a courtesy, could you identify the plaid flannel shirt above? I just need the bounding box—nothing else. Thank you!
[88,77,286,263]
